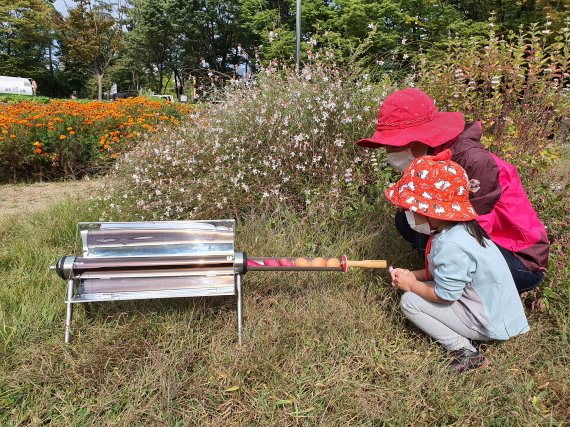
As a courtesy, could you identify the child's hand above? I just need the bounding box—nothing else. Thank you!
[389,266,417,292]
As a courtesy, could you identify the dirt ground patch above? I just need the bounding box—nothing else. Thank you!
[0,178,102,217]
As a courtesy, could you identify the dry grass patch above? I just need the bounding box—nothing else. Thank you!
[0,178,102,217]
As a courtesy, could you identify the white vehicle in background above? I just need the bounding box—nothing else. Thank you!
[0,75,36,96]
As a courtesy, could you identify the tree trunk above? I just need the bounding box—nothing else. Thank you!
[96,72,104,101]
[48,42,54,97]
[174,70,180,98]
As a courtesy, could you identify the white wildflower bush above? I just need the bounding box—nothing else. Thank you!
[97,57,399,221]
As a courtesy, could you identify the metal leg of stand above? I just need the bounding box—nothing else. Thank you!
[236,274,243,345]
[64,279,74,344]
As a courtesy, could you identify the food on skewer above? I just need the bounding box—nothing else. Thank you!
[310,257,327,267]
[326,258,341,268]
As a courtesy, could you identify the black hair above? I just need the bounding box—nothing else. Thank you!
[446,220,490,247]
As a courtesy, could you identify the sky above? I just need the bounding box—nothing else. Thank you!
[54,0,69,15]
[53,0,124,16]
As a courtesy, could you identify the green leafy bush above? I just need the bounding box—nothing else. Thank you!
[0,94,50,104]
[415,19,570,175]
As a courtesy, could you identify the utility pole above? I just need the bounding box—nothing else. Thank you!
[296,0,301,75]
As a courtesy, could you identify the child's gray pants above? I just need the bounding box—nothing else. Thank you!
[400,291,491,352]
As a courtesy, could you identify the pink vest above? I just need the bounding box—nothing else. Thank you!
[477,153,548,252]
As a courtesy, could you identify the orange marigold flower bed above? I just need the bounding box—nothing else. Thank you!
[0,97,194,182]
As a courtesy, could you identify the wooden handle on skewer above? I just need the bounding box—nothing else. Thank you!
[348,260,388,269]
[342,258,388,270]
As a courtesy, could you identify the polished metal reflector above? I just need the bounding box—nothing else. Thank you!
[54,220,245,344]
[80,220,235,257]
[74,221,238,299]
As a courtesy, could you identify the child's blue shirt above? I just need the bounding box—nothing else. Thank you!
[428,224,530,340]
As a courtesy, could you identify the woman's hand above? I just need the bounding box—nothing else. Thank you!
[389,267,418,292]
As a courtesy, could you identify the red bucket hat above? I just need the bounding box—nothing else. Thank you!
[357,88,465,148]
[385,149,477,221]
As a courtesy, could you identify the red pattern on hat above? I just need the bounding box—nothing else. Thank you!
[385,149,477,222]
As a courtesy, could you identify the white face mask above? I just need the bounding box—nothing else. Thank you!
[405,210,432,235]
[386,148,416,172]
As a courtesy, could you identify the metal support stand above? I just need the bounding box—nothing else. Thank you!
[236,274,243,345]
[64,279,74,344]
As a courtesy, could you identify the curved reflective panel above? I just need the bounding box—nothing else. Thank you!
[79,220,234,258]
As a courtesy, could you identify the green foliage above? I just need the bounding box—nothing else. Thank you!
[2,0,568,99]
[0,0,57,79]
[58,0,123,100]
[447,0,568,35]
[0,93,49,103]
[415,19,570,173]
[117,0,257,98]
[122,0,176,94]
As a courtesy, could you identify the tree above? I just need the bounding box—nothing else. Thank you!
[121,0,255,97]
[0,0,58,87]
[122,0,174,94]
[168,0,254,76]
[237,0,477,68]
[448,0,568,33]
[59,0,123,100]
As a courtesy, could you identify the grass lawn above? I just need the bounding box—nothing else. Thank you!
[0,183,568,425]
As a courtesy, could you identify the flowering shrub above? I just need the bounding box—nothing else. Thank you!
[97,61,399,221]
[415,19,570,175]
[0,97,194,182]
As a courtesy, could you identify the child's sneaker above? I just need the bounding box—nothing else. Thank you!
[448,348,490,372]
